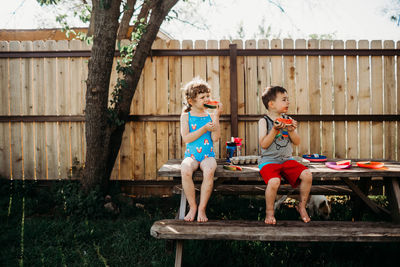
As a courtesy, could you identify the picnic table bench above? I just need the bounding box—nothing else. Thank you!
[151,159,400,267]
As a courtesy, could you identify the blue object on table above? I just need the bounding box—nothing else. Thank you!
[226,142,237,162]
[302,154,327,162]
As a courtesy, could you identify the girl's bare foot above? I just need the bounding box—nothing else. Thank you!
[296,206,311,223]
[265,210,276,225]
[184,207,197,222]
[197,209,208,222]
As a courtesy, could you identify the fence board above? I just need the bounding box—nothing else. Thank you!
[320,40,334,158]
[333,40,346,158]
[155,39,169,180]
[397,41,400,160]
[181,40,194,158]
[283,39,295,115]
[232,40,245,156]
[295,39,309,155]
[69,40,84,178]
[44,40,58,179]
[206,40,221,158]
[9,41,23,179]
[358,40,371,158]
[143,53,157,180]
[371,40,384,159]
[167,40,182,160]
[0,41,10,179]
[270,39,282,85]
[258,39,269,115]
[308,39,321,155]
[219,40,231,159]
[21,41,34,179]
[245,40,258,156]
[384,40,396,160]
[346,40,358,158]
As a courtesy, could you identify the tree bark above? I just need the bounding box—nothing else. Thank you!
[82,0,178,193]
[82,0,122,192]
[104,0,179,184]
[117,0,137,39]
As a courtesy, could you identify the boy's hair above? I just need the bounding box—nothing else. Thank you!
[182,77,211,112]
[261,86,287,110]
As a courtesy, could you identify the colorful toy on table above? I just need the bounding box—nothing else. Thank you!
[302,154,327,162]
[223,165,242,171]
[226,137,243,162]
[274,118,293,138]
[356,161,386,170]
[325,160,352,170]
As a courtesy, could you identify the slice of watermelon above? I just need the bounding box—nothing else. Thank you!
[336,160,351,165]
[276,118,293,125]
[204,100,219,109]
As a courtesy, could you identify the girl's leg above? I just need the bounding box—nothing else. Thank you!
[265,177,280,224]
[181,157,200,221]
[198,157,217,222]
[297,169,312,223]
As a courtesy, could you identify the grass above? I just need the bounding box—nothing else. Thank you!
[0,179,398,267]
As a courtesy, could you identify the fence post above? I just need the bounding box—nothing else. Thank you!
[229,43,238,137]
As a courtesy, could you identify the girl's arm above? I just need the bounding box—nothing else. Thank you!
[180,113,209,144]
[259,118,280,149]
[211,103,223,142]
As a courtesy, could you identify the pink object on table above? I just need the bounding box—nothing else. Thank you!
[325,162,352,170]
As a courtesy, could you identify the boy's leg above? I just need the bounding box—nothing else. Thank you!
[181,157,200,221]
[298,169,312,223]
[265,177,281,225]
[198,157,217,222]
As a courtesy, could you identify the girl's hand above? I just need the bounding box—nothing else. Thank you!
[216,102,223,116]
[287,120,297,132]
[205,122,216,132]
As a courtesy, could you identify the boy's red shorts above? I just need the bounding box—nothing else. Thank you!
[259,160,308,188]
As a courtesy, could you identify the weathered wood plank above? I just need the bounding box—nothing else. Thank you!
[151,219,400,242]
[158,159,400,178]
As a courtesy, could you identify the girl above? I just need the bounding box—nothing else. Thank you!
[180,78,223,222]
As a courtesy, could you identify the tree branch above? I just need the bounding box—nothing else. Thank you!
[117,0,137,39]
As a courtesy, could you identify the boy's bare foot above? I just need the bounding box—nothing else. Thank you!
[197,209,208,222]
[265,210,276,225]
[184,207,197,222]
[296,206,311,223]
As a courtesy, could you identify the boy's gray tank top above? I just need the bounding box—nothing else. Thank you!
[258,115,293,165]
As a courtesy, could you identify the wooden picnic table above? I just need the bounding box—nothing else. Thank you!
[152,158,400,267]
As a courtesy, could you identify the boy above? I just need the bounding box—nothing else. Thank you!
[258,86,312,224]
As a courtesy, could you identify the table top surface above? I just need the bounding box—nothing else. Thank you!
[158,159,400,178]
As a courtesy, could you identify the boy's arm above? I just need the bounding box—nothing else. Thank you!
[180,113,208,144]
[287,119,300,146]
[259,118,279,149]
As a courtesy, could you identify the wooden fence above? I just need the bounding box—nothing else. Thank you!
[0,39,399,181]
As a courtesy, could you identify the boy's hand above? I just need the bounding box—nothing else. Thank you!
[273,120,285,130]
[287,120,297,132]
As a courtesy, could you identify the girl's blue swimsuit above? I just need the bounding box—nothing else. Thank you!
[184,112,215,162]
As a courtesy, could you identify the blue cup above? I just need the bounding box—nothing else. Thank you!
[226,142,237,162]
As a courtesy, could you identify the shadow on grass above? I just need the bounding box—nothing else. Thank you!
[0,179,398,267]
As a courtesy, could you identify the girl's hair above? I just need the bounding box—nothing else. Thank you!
[182,77,211,112]
[261,86,287,110]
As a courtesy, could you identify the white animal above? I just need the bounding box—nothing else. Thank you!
[274,194,331,220]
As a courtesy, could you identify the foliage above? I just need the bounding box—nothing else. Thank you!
[1,181,399,266]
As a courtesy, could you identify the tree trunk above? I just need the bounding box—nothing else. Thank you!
[82,0,179,193]
[82,0,122,192]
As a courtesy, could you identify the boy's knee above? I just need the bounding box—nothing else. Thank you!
[267,178,281,190]
[301,170,312,182]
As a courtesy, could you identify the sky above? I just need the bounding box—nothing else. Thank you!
[1,0,400,41]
